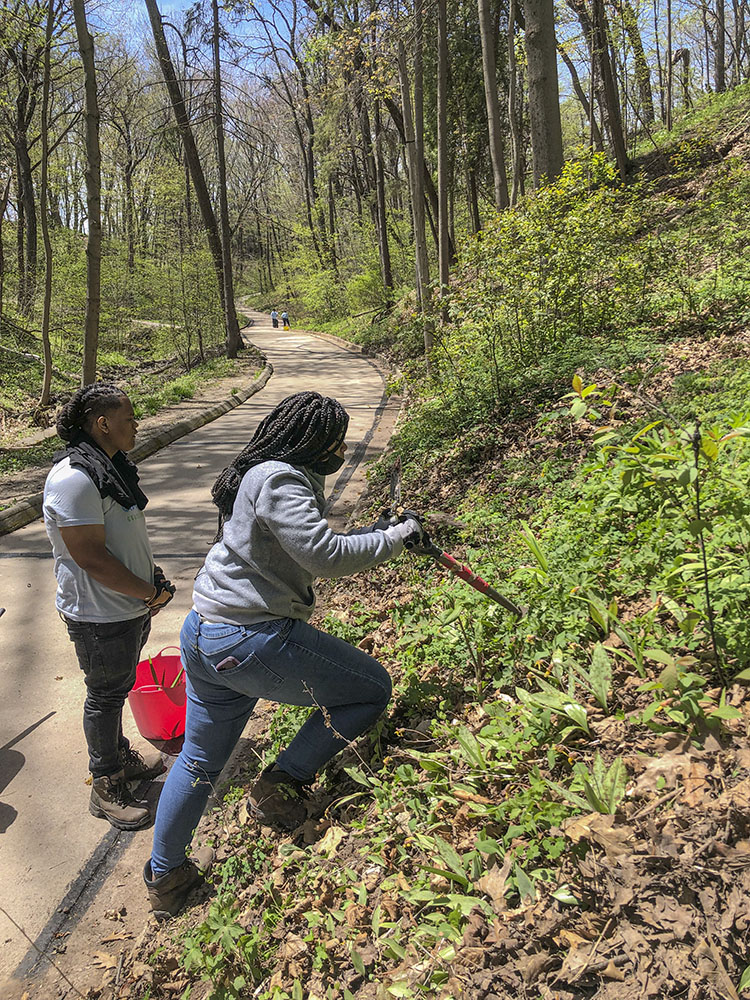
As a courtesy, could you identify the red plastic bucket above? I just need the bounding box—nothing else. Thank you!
[128,646,187,741]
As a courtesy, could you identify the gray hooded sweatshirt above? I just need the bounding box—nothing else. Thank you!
[193,460,410,625]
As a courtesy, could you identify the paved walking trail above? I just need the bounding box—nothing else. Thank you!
[0,312,399,997]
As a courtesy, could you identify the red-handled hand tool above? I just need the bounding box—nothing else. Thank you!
[386,461,524,617]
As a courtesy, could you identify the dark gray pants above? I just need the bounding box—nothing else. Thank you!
[63,614,151,778]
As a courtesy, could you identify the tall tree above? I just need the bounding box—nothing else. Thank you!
[437,0,450,320]
[478,0,510,211]
[412,0,431,311]
[144,0,227,310]
[666,0,673,126]
[508,0,524,203]
[592,0,627,177]
[372,98,394,301]
[0,175,10,323]
[211,0,243,357]
[38,0,55,407]
[397,38,432,354]
[523,0,564,185]
[73,0,101,386]
[610,0,655,124]
[558,43,604,147]
[715,0,726,90]
[2,2,47,317]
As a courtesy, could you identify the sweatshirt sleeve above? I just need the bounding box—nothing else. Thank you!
[254,469,406,578]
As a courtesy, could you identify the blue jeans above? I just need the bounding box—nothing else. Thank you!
[63,614,151,778]
[149,610,391,875]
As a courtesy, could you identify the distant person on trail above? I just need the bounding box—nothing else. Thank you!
[43,383,176,832]
[270,309,279,329]
[281,310,290,330]
[143,391,426,920]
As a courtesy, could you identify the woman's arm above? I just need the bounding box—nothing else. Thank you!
[255,470,407,578]
[59,524,155,601]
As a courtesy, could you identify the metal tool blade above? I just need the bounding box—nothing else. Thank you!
[389,457,402,514]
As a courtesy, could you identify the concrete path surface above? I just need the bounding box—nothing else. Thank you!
[0,311,399,993]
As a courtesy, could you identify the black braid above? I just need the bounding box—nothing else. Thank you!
[56,383,127,443]
[212,392,349,527]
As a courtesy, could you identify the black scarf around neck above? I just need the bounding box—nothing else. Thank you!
[54,433,148,511]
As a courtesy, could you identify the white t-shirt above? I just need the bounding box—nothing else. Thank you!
[43,457,154,623]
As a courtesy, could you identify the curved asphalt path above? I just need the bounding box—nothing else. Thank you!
[0,312,398,992]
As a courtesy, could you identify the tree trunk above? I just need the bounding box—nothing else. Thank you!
[733,0,747,85]
[15,168,25,311]
[373,99,394,301]
[397,40,432,354]
[397,41,421,301]
[38,0,55,408]
[466,164,481,232]
[508,0,524,203]
[211,0,243,357]
[666,0,673,126]
[610,0,655,123]
[523,0,564,186]
[73,0,101,387]
[144,0,226,311]
[674,48,692,106]
[413,0,431,303]
[592,0,627,177]
[558,45,604,147]
[478,0,510,210]
[15,132,36,317]
[437,0,450,321]
[0,176,10,324]
[715,0,726,90]
[124,139,136,274]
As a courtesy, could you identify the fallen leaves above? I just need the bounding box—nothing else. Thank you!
[91,951,118,970]
[563,812,635,857]
[476,854,512,912]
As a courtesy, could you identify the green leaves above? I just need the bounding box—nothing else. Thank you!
[519,521,549,576]
[548,754,627,815]
[516,683,591,738]
[588,644,612,712]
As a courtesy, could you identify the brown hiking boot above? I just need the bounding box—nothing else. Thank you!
[144,846,215,922]
[89,771,151,830]
[248,766,309,830]
[119,744,166,782]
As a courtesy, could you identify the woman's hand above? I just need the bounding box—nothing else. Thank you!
[146,566,176,615]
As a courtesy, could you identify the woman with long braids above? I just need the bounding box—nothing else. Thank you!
[43,383,176,830]
[143,391,425,920]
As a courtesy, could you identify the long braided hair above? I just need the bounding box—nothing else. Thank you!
[56,383,127,444]
[212,392,349,529]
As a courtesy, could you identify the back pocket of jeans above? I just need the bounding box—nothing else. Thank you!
[214,651,284,697]
[197,625,246,658]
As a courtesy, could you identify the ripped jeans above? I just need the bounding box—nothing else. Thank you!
[149,609,391,875]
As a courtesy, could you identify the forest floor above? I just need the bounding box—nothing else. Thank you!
[93,400,750,1000]
[77,92,750,1000]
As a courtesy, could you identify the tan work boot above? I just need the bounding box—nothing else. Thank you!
[143,846,215,922]
[119,744,166,782]
[89,771,151,830]
[248,766,309,830]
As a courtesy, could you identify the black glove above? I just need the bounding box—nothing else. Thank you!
[147,566,176,612]
[370,509,398,531]
[397,511,434,555]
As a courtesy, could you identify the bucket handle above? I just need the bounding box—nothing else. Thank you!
[147,646,185,689]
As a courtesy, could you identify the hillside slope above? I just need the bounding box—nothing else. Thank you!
[97,89,750,1000]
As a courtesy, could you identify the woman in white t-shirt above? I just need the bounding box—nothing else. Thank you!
[44,383,175,830]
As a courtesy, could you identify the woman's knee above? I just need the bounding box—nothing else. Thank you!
[84,688,129,713]
[182,754,224,786]
[365,658,392,708]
